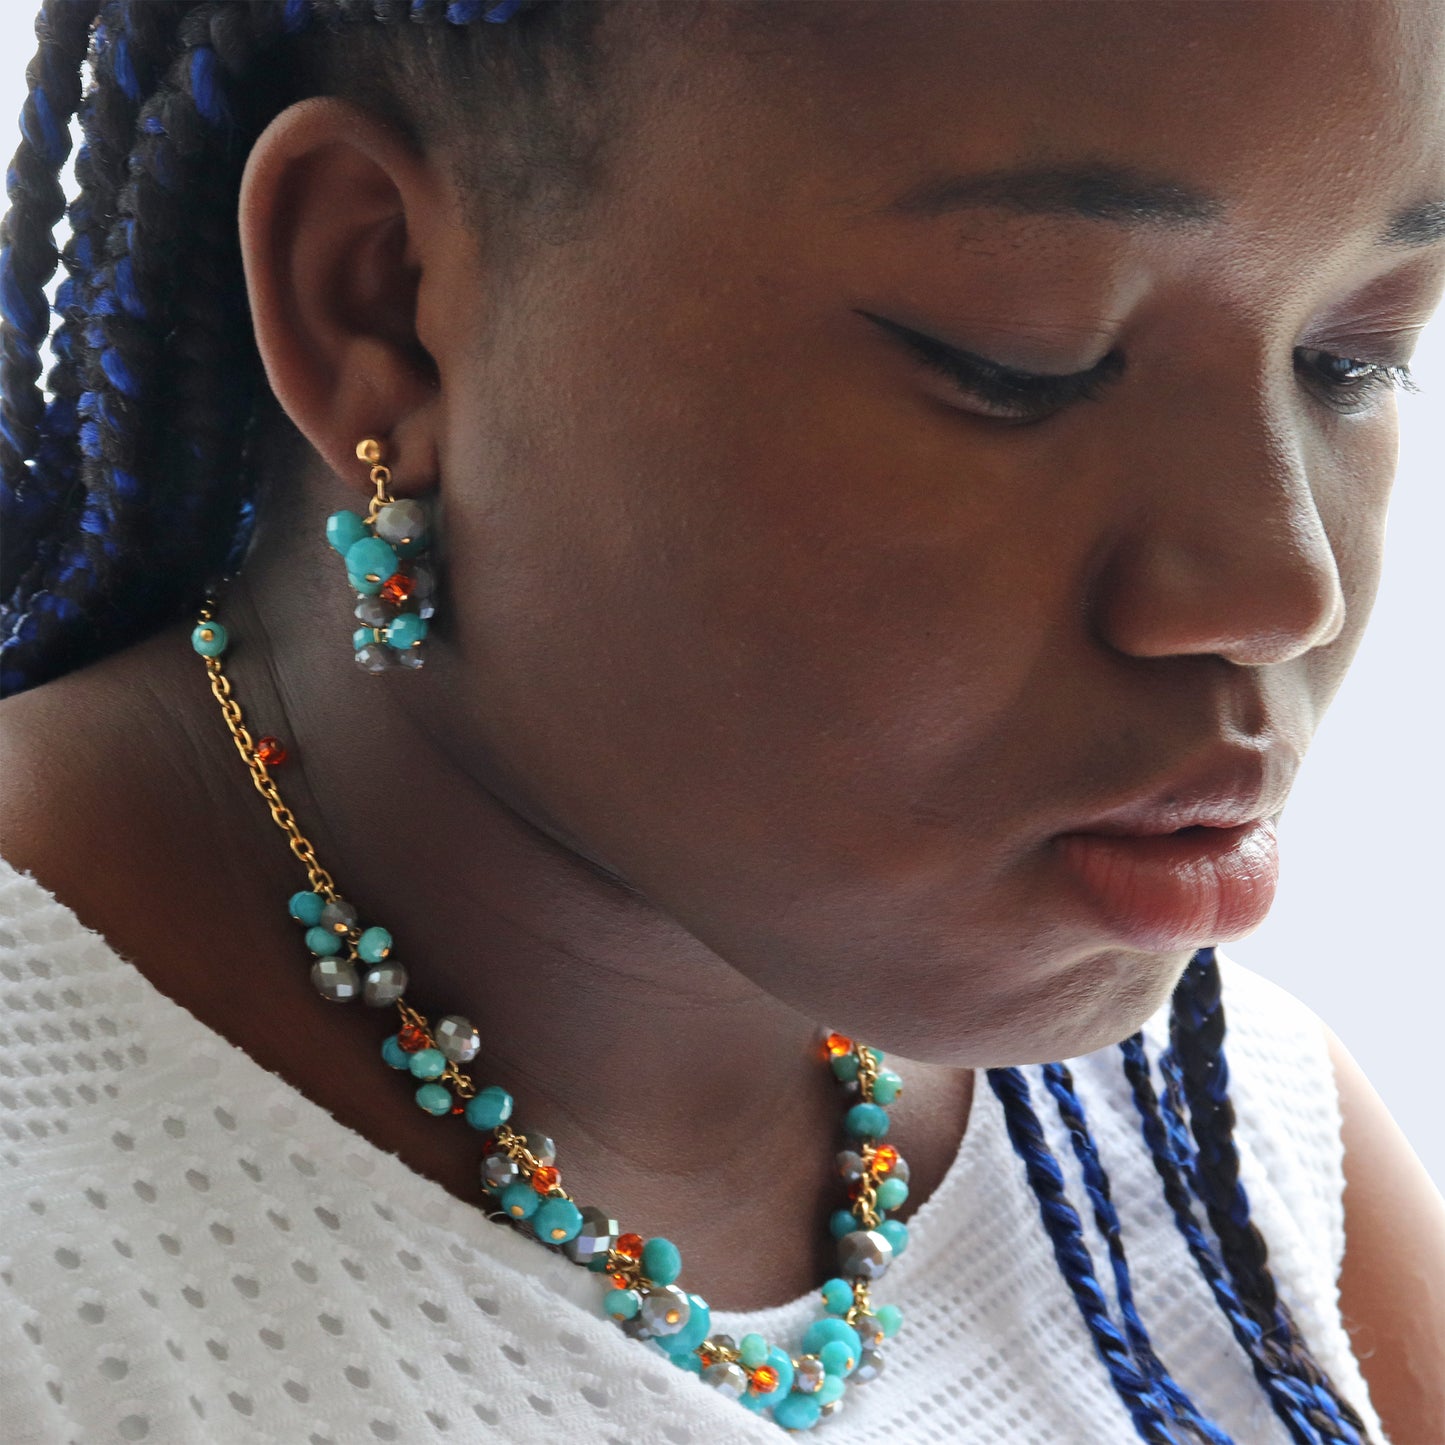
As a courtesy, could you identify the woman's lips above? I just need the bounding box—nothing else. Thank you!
[1051,817,1280,951]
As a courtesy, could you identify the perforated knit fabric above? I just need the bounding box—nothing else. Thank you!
[0,852,1387,1445]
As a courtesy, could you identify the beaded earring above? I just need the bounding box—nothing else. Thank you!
[326,438,437,672]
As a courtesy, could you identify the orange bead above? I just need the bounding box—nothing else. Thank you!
[397,1022,429,1053]
[750,1365,779,1394]
[615,1233,644,1259]
[824,1032,853,1059]
[531,1165,560,1194]
[871,1145,900,1175]
[380,572,415,604]
[256,735,288,767]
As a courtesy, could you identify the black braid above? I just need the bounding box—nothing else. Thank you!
[0,0,98,583]
[1172,953,1373,1444]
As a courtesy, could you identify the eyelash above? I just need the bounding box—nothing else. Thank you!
[875,316,1423,421]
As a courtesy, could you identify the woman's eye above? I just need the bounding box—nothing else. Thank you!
[1295,348,1422,414]
[859,310,1120,422]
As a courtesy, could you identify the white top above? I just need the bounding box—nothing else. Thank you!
[0,854,1387,1445]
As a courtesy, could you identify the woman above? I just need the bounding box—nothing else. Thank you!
[0,0,1441,1440]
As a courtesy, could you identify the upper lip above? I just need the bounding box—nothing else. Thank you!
[1059,750,1290,837]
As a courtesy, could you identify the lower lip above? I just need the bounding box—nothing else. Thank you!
[1052,818,1279,952]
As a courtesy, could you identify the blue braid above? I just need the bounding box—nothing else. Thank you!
[1040,1060,1235,1445]
[1118,1029,1345,1445]
[987,1065,1181,1443]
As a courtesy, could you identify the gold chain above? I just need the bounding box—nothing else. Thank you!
[197,599,532,1131]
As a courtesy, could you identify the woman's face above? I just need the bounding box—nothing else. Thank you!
[425,0,1445,1064]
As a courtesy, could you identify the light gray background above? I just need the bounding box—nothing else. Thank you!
[0,14,1440,1188]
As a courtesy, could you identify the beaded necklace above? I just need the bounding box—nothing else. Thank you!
[189,597,913,1433]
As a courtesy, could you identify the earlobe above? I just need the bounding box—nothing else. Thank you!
[237,95,452,496]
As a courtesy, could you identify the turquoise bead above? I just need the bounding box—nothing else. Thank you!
[755,1346,795,1405]
[771,1393,822,1431]
[828,1209,857,1240]
[414,1082,451,1115]
[464,1085,514,1131]
[604,1288,641,1319]
[672,1350,704,1374]
[830,1052,860,1082]
[500,1182,540,1220]
[876,1303,903,1338]
[877,1218,909,1257]
[803,1317,861,1370]
[384,613,427,651]
[640,1237,682,1287]
[871,1068,903,1105]
[356,926,393,963]
[326,509,368,556]
[819,1338,856,1378]
[817,1373,846,1406]
[407,1047,446,1080]
[738,1333,769,1369]
[380,1035,409,1070]
[533,1197,584,1245]
[845,1102,890,1140]
[820,1277,853,1316]
[288,890,325,925]
[353,626,375,652]
[345,535,399,593]
[654,1293,711,1357]
[875,1176,909,1212]
[190,621,228,657]
[304,926,341,957]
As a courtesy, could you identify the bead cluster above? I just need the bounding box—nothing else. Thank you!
[327,438,436,673]
[192,602,911,1431]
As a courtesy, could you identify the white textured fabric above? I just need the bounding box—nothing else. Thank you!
[0,852,1387,1445]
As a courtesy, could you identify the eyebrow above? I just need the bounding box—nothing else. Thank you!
[874,160,1445,249]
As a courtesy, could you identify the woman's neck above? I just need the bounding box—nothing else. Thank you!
[0,578,973,1310]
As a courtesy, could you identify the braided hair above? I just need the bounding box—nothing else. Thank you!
[0,5,1377,1441]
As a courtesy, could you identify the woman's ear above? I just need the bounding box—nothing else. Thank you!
[238,95,464,496]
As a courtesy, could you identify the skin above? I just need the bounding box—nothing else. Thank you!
[1,0,1443,1434]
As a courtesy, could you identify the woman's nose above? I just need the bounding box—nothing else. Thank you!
[1091,375,1351,669]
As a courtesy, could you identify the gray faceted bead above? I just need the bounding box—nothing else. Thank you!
[639,1285,691,1336]
[618,1312,654,1342]
[395,642,426,670]
[792,1356,827,1394]
[481,1152,520,1192]
[836,1150,866,1183]
[701,1362,749,1399]
[434,1014,480,1062]
[374,500,429,553]
[562,1205,619,1268]
[354,596,391,627]
[319,899,358,934]
[509,1126,556,1166]
[361,962,408,1007]
[851,1346,886,1384]
[355,643,396,673]
[310,957,360,1002]
[710,1334,737,1356]
[837,1229,894,1280]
